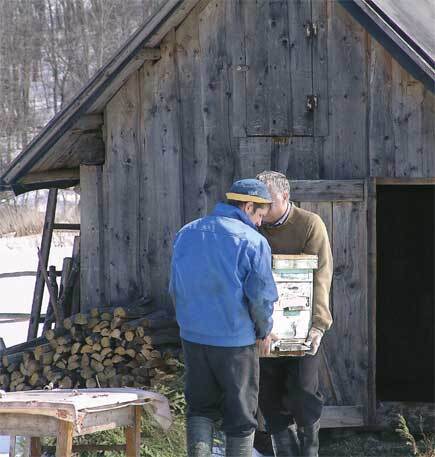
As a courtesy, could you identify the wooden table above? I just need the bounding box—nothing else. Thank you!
[0,388,172,457]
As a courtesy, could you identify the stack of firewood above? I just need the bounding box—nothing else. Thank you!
[0,305,181,392]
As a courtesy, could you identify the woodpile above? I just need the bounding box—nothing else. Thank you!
[0,305,181,392]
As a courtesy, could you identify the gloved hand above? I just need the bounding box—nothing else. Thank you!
[256,333,278,357]
[305,327,324,355]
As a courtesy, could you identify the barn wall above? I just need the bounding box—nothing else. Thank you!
[81,0,435,307]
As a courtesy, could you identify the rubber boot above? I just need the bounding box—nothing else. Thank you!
[186,416,214,457]
[299,419,320,457]
[225,431,255,457]
[271,424,301,457]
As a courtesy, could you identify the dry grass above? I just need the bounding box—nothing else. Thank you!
[0,204,44,237]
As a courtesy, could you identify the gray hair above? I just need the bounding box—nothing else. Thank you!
[256,170,290,195]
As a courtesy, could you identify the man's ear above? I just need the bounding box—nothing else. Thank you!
[244,201,254,213]
[283,191,290,202]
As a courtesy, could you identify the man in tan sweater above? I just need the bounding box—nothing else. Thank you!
[256,171,333,457]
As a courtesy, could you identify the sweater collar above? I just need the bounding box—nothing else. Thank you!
[212,202,257,230]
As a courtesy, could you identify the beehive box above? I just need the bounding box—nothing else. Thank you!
[268,254,318,357]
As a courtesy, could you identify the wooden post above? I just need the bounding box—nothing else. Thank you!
[8,435,16,457]
[43,266,59,332]
[30,437,41,457]
[125,406,142,457]
[0,337,6,351]
[28,188,58,340]
[56,420,73,457]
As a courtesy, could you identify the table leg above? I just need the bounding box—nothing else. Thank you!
[30,437,42,457]
[8,435,16,457]
[56,421,73,457]
[125,406,142,457]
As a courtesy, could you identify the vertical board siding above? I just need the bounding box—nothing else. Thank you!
[237,137,272,179]
[312,0,329,136]
[288,0,312,135]
[104,73,141,305]
[199,1,236,207]
[422,90,435,177]
[330,201,368,406]
[80,165,105,310]
[139,35,183,308]
[245,0,291,136]
[368,38,395,177]
[322,0,367,179]
[176,5,208,223]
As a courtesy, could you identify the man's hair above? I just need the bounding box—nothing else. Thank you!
[256,170,290,196]
[226,200,270,212]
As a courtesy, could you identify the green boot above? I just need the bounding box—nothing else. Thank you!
[186,416,214,457]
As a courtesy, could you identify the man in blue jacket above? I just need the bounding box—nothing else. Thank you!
[169,179,278,457]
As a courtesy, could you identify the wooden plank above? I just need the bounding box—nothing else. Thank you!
[375,177,435,185]
[27,188,57,341]
[30,437,41,457]
[228,0,247,137]
[368,38,395,177]
[312,0,329,136]
[245,0,291,136]
[139,34,184,307]
[56,420,73,457]
[392,61,425,177]
[0,338,5,352]
[104,71,141,305]
[289,180,364,202]
[80,165,105,310]
[198,1,235,206]
[321,1,367,179]
[330,201,368,407]
[288,0,312,135]
[367,178,377,424]
[422,89,435,176]
[125,406,142,457]
[80,406,135,435]
[274,137,321,180]
[20,169,80,185]
[237,137,272,179]
[175,1,208,223]
[320,405,364,428]
[0,414,59,436]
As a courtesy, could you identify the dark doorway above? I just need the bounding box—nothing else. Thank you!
[376,185,434,402]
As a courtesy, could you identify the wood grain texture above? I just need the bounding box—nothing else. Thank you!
[237,137,272,179]
[199,1,235,207]
[139,34,183,307]
[289,179,364,202]
[175,2,208,223]
[125,406,142,457]
[245,0,291,135]
[56,420,73,457]
[104,72,141,305]
[330,200,368,406]
[80,165,105,310]
[322,0,367,179]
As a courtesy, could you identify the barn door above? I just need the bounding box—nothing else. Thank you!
[291,179,368,427]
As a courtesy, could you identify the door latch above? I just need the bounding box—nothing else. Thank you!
[306,95,318,112]
[305,21,318,38]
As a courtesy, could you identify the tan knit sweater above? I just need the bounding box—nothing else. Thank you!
[260,204,333,331]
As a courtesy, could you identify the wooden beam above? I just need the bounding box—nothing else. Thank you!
[20,169,79,186]
[375,177,435,185]
[290,180,365,202]
[27,189,57,341]
[320,406,365,428]
[71,114,103,133]
[56,421,73,457]
[125,406,142,457]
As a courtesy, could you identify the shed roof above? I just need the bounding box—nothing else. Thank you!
[2,0,434,194]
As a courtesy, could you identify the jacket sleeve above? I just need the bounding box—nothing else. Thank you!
[243,240,278,339]
[304,215,333,331]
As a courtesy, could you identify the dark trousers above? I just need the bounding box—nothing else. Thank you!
[182,339,259,437]
[258,351,323,433]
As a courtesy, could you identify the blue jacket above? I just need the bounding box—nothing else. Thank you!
[169,202,278,347]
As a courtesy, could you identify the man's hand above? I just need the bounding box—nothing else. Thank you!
[305,327,324,355]
[256,333,278,357]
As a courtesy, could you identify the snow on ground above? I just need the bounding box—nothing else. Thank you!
[0,232,76,346]
[0,435,8,456]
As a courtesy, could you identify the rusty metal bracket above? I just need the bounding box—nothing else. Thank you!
[306,95,318,112]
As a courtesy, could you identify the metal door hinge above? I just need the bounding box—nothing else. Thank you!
[306,95,318,112]
[305,21,318,38]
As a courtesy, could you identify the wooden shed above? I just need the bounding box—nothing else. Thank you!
[1,0,434,429]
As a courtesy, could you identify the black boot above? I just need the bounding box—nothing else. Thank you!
[299,419,320,457]
[225,431,255,457]
[271,424,301,456]
[186,416,214,457]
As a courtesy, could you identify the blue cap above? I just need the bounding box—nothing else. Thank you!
[226,179,272,204]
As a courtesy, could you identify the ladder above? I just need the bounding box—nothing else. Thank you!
[27,188,80,341]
